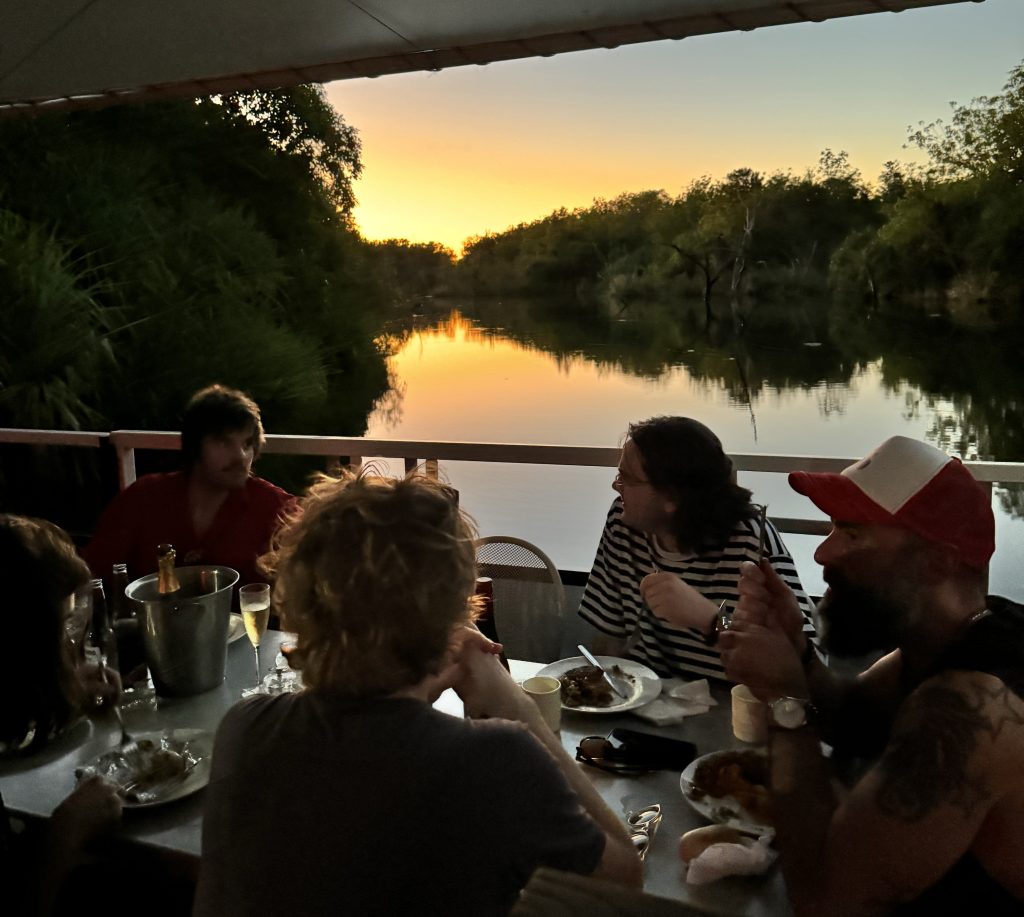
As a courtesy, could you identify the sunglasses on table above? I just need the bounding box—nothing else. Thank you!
[627,804,663,861]
[576,735,655,775]
[576,729,698,775]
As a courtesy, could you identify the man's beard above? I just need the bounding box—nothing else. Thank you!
[817,571,910,658]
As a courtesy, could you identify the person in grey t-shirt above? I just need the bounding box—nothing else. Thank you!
[195,471,641,917]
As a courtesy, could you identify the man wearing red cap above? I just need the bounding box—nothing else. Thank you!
[721,436,1024,914]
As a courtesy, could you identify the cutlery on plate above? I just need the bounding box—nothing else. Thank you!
[577,644,632,699]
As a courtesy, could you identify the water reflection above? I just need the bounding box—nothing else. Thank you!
[374,295,1024,461]
[366,297,1024,598]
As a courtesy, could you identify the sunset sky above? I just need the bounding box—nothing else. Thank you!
[326,0,1023,254]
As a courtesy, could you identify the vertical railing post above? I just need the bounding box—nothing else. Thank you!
[116,442,137,490]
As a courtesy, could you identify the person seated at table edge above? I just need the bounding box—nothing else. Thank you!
[721,435,1024,915]
[0,514,124,915]
[2,514,118,754]
[194,471,641,917]
[578,415,815,682]
[81,384,297,590]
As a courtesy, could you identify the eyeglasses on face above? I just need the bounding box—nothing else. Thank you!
[613,470,652,487]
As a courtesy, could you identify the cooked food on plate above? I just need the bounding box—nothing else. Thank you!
[690,750,772,825]
[76,736,199,803]
[559,663,632,708]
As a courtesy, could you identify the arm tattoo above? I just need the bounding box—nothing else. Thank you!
[875,678,1007,822]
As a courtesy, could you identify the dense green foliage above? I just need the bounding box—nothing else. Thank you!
[366,240,456,300]
[0,86,392,527]
[456,153,879,322]
[457,62,1024,329]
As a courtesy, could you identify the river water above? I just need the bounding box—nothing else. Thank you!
[365,302,1024,601]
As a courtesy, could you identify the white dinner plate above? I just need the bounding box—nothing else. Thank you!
[227,613,246,643]
[680,749,772,835]
[76,728,213,810]
[536,656,661,713]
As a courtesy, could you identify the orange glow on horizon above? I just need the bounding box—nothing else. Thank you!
[326,1,1022,254]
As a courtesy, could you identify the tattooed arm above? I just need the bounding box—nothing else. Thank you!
[770,670,1023,917]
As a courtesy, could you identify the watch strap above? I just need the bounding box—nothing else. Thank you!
[704,606,732,646]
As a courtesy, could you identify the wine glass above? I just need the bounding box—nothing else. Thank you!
[239,583,271,694]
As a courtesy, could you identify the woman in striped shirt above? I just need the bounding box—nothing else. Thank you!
[578,416,815,682]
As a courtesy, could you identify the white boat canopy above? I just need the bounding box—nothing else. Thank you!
[0,0,981,116]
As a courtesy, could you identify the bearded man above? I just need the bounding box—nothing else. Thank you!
[720,436,1024,915]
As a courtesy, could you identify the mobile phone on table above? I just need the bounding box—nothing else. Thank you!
[610,728,698,769]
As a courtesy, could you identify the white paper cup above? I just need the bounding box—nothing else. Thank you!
[731,684,768,744]
[522,675,562,733]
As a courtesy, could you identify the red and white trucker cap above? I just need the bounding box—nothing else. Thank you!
[788,436,995,569]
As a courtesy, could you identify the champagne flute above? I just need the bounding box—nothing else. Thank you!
[239,583,271,694]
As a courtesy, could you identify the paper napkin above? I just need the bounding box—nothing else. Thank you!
[632,678,717,725]
[685,834,777,884]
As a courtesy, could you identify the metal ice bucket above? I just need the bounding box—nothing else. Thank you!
[126,565,239,696]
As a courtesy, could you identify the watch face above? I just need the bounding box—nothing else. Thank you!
[771,697,807,729]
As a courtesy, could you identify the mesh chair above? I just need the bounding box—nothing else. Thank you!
[475,536,566,663]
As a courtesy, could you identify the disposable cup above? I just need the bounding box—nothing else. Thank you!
[522,675,562,733]
[731,684,769,744]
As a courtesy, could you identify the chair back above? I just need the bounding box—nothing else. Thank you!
[475,536,566,663]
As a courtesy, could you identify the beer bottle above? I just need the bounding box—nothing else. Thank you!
[157,543,181,595]
[474,577,509,671]
[109,563,129,619]
[111,563,145,684]
[88,578,116,670]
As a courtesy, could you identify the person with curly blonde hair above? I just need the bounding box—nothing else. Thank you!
[195,471,640,917]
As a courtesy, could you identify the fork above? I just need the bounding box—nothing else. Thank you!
[97,654,135,751]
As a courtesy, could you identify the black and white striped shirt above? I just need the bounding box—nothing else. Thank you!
[578,498,816,683]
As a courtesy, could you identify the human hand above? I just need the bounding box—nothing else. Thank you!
[639,572,718,633]
[50,776,122,854]
[442,627,533,722]
[718,622,808,701]
[424,625,503,703]
[732,560,808,653]
[78,662,121,712]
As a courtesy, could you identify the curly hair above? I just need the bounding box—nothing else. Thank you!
[0,515,91,751]
[180,384,265,470]
[628,416,754,552]
[260,471,479,698]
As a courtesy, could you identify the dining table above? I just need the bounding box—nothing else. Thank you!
[0,625,294,861]
[0,637,791,916]
[441,661,793,917]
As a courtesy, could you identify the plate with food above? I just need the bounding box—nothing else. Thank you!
[536,656,661,713]
[680,748,773,833]
[75,729,213,809]
[227,613,246,643]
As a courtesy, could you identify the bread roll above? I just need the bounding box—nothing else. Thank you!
[678,825,746,862]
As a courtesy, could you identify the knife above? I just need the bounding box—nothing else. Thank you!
[578,644,630,699]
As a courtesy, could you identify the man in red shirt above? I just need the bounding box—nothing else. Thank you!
[83,385,296,589]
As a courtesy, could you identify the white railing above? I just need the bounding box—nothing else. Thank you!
[5,427,1024,543]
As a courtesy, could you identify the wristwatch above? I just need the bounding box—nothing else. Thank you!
[703,606,732,646]
[768,696,814,730]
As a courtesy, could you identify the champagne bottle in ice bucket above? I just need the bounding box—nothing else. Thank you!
[157,543,181,595]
